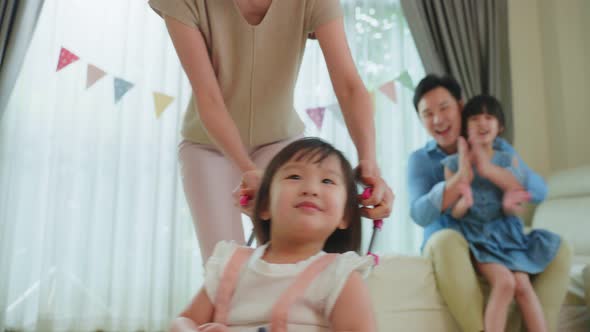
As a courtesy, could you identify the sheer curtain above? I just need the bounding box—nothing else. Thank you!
[0,0,425,330]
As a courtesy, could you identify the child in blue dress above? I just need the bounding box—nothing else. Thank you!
[441,95,560,332]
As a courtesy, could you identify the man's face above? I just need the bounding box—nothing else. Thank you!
[417,87,463,154]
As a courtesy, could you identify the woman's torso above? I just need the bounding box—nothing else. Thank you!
[177,0,342,147]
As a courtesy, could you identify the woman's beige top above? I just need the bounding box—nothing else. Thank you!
[149,0,343,147]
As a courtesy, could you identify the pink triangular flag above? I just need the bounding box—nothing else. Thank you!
[56,47,80,72]
[86,64,106,89]
[379,81,397,103]
[306,107,326,130]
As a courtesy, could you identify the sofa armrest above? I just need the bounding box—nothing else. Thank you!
[532,165,590,258]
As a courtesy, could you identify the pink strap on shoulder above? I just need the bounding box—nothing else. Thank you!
[197,323,229,332]
[213,247,254,325]
[195,322,230,331]
[269,254,338,332]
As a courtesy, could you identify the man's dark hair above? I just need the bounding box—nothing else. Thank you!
[413,74,462,112]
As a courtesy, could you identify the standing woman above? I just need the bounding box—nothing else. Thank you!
[149,0,394,260]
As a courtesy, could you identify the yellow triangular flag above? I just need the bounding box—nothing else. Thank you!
[153,92,174,118]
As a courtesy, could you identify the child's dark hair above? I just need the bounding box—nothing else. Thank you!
[461,95,505,137]
[253,137,362,254]
[413,74,462,111]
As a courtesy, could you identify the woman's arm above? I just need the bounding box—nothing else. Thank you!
[329,271,376,332]
[164,17,257,174]
[315,18,375,164]
[315,18,393,218]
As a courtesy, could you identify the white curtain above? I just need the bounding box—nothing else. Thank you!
[0,0,426,330]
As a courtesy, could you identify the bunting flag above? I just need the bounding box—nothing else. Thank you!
[306,107,326,130]
[56,46,417,120]
[153,92,174,117]
[56,47,79,72]
[395,70,414,91]
[86,64,106,89]
[114,78,134,103]
[378,81,397,103]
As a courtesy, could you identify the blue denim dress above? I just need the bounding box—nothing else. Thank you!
[441,151,560,274]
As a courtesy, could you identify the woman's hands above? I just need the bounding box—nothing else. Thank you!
[232,169,263,218]
[356,160,394,220]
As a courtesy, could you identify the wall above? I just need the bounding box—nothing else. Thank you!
[509,0,590,175]
[508,0,552,176]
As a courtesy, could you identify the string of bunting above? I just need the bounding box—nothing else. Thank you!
[56,47,174,118]
[305,71,415,130]
[57,47,415,127]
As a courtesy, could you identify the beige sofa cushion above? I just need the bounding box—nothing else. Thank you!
[531,165,590,331]
[533,165,590,260]
[534,196,590,259]
[365,255,458,332]
[546,165,590,200]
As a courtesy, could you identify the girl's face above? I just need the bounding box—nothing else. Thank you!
[466,113,503,145]
[260,154,348,245]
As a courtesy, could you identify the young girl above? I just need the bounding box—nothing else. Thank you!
[442,95,561,332]
[169,137,376,332]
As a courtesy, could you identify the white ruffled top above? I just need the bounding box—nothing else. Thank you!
[203,241,373,332]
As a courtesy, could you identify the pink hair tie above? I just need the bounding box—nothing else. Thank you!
[361,187,384,265]
[239,195,250,207]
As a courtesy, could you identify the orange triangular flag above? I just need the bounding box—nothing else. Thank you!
[378,81,397,103]
[56,47,79,72]
[86,64,107,89]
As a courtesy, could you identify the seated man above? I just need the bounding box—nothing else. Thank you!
[407,74,572,332]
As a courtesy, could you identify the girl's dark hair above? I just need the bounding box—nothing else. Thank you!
[461,94,505,137]
[253,137,362,254]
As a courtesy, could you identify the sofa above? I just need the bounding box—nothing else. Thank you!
[533,165,590,332]
[366,165,590,331]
